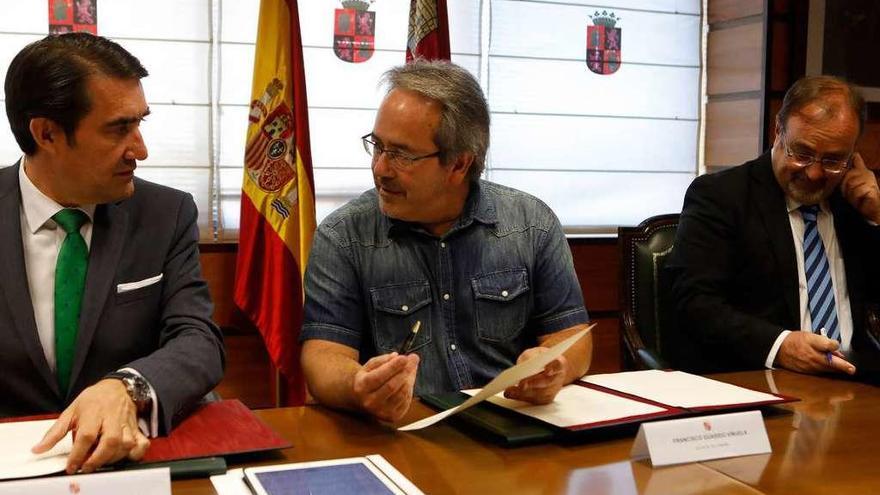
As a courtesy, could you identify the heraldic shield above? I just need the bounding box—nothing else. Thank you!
[245,88,297,194]
[334,1,376,63]
[587,10,621,75]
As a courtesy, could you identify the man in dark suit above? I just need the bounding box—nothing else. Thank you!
[1,34,224,473]
[668,76,880,375]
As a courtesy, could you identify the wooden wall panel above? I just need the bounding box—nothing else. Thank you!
[859,119,880,168]
[570,240,618,313]
[199,248,238,328]
[766,98,783,149]
[708,0,763,24]
[769,20,792,92]
[707,22,764,95]
[589,317,621,374]
[214,334,274,409]
[705,98,763,167]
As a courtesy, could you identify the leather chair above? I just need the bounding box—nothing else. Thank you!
[618,214,680,370]
[849,303,880,384]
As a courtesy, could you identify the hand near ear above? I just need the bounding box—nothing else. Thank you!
[841,153,880,224]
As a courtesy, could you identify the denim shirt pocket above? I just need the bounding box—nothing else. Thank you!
[472,267,530,342]
[370,280,433,353]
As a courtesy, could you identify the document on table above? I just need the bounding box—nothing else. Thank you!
[0,419,71,480]
[0,467,170,495]
[581,370,780,409]
[462,383,668,428]
[398,325,593,431]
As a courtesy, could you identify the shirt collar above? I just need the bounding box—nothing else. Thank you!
[18,156,95,234]
[384,180,498,237]
[458,180,497,227]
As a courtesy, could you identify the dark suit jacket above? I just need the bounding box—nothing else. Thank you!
[0,162,225,432]
[667,152,880,373]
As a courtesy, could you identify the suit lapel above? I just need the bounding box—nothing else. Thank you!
[0,162,60,397]
[69,201,128,391]
[750,153,800,325]
[830,193,865,335]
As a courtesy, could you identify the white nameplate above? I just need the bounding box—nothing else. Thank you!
[0,467,170,495]
[630,410,771,467]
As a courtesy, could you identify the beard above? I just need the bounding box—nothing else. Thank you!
[784,172,833,205]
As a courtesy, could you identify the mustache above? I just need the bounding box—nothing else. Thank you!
[376,178,403,193]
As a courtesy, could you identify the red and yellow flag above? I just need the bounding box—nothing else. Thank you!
[406,0,450,61]
[234,0,314,406]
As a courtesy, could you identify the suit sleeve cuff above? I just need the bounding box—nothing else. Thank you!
[764,330,791,369]
[120,367,159,438]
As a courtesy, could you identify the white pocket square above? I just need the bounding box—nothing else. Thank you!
[117,273,163,293]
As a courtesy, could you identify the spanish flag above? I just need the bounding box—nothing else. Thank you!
[234,0,314,406]
[406,0,450,61]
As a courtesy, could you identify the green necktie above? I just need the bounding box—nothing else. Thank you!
[53,208,89,395]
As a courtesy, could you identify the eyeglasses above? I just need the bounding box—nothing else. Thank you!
[361,133,441,171]
[779,131,852,174]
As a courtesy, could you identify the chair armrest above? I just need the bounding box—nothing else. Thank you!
[637,348,670,370]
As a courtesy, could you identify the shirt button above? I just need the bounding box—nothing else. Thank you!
[450,344,457,351]
[443,293,450,301]
[440,242,446,248]
[401,305,409,311]
[501,290,509,297]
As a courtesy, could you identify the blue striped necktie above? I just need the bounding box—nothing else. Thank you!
[799,205,840,341]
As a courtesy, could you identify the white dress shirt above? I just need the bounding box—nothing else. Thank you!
[18,159,158,437]
[764,197,854,368]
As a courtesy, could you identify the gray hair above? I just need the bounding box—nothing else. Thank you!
[777,75,867,136]
[380,60,490,181]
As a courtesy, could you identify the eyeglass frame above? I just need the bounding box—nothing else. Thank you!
[778,129,853,174]
[361,133,442,171]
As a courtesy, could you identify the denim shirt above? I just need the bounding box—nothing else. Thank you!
[301,180,589,395]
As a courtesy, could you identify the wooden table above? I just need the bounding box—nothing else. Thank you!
[172,370,880,494]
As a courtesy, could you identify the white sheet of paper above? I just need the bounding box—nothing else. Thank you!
[462,382,668,428]
[364,455,425,495]
[398,325,593,431]
[0,419,71,480]
[210,468,251,495]
[0,467,170,495]
[581,370,779,409]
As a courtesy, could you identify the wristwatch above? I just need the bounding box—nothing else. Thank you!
[105,370,152,414]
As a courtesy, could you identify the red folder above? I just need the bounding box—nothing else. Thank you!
[141,399,291,463]
[564,380,797,432]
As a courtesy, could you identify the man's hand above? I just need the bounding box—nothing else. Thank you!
[31,379,150,474]
[841,152,880,224]
[352,352,420,422]
[503,347,568,405]
[776,331,855,375]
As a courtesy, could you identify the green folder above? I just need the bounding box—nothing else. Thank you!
[420,392,557,447]
[121,456,227,479]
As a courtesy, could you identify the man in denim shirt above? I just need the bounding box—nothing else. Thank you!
[301,61,592,422]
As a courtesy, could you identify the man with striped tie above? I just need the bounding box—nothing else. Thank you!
[668,76,880,375]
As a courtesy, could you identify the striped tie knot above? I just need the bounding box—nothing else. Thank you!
[799,204,820,223]
[53,209,89,234]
